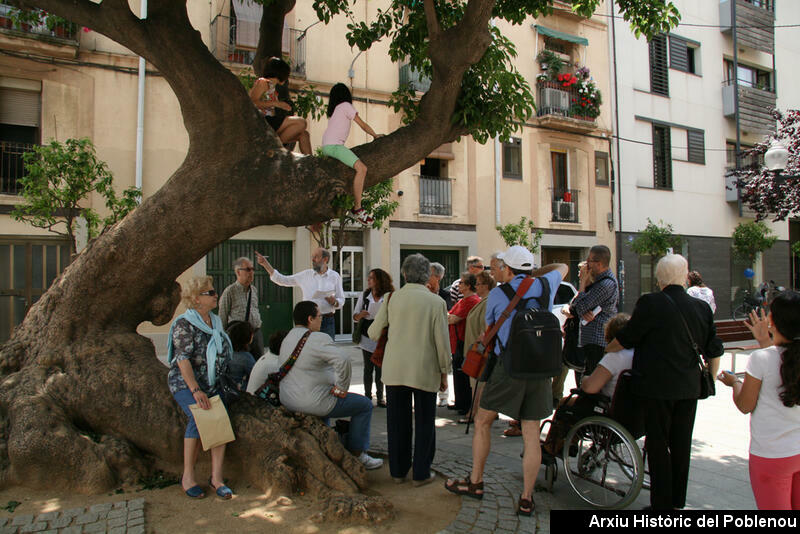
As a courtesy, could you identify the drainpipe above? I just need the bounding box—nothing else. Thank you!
[134,0,147,196]
[491,18,501,226]
[610,0,624,307]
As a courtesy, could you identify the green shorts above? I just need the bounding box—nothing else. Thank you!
[321,144,359,168]
[479,358,553,421]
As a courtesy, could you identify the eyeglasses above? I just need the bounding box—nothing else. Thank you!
[200,289,217,296]
[237,267,255,272]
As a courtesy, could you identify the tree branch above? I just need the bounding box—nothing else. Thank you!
[423,0,440,38]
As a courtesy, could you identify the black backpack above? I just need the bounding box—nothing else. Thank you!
[498,277,562,379]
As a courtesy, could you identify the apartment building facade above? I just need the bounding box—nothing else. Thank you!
[609,0,800,316]
[0,1,615,347]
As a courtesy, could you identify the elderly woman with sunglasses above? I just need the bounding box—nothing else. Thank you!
[167,276,234,500]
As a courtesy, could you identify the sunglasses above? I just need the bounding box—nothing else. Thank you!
[200,289,217,296]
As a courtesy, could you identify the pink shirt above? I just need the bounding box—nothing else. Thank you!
[322,102,357,146]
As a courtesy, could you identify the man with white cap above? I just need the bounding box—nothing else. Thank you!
[444,245,567,517]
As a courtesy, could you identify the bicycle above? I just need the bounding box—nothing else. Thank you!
[731,289,763,321]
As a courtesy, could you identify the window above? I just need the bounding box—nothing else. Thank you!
[0,83,41,195]
[551,150,567,193]
[649,34,669,96]
[686,130,705,165]
[669,36,699,75]
[544,37,569,56]
[503,137,522,179]
[652,124,672,189]
[595,151,609,186]
[724,60,773,92]
[726,142,763,170]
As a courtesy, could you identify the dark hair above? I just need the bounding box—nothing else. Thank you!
[293,301,319,327]
[509,267,532,276]
[327,83,353,118]
[589,245,611,267]
[460,272,477,292]
[687,271,704,287]
[226,321,254,352]
[269,330,288,355]
[370,268,395,298]
[476,270,496,290]
[264,57,290,82]
[769,291,800,407]
[604,313,631,343]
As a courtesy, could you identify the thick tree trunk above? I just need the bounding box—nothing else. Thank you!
[1,0,496,523]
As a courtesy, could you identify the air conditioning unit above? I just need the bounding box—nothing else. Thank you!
[552,200,575,221]
[540,88,570,114]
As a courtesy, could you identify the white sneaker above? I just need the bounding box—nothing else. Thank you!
[358,452,384,470]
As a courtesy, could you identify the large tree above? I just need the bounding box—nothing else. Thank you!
[0,0,678,522]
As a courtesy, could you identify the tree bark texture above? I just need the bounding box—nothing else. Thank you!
[1,0,497,521]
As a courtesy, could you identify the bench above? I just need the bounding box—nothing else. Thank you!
[716,320,757,373]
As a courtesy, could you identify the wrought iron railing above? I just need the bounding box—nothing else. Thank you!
[536,81,596,121]
[419,175,452,216]
[550,188,579,223]
[399,64,431,92]
[0,4,78,41]
[209,15,305,77]
[0,141,36,195]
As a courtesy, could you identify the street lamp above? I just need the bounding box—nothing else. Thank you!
[764,141,798,184]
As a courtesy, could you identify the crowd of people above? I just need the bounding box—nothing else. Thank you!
[165,245,800,512]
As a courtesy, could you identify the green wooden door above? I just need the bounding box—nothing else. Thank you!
[206,240,294,341]
[399,248,460,288]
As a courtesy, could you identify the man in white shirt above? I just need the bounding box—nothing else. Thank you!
[256,247,345,340]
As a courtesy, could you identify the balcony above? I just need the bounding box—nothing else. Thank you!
[722,80,777,137]
[720,0,774,54]
[399,64,431,93]
[0,141,35,195]
[550,189,579,223]
[419,175,452,216]
[0,4,79,58]
[209,15,306,77]
[535,81,597,133]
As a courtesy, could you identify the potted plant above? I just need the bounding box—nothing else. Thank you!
[9,8,42,32]
[44,13,77,39]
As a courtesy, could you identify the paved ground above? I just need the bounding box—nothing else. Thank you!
[2,342,756,533]
[0,499,145,534]
[341,341,757,533]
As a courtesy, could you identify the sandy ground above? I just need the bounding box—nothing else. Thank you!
[0,462,459,534]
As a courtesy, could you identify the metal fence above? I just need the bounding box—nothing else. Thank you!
[0,5,78,41]
[419,175,452,216]
[0,141,35,195]
[550,188,579,223]
[536,81,596,121]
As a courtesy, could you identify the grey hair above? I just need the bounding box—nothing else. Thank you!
[233,256,252,270]
[320,248,331,262]
[402,254,432,285]
[656,254,689,288]
[430,262,445,278]
[490,251,505,267]
[466,255,484,268]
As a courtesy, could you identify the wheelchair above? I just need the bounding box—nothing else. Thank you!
[539,371,650,509]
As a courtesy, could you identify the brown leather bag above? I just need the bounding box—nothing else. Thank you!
[462,278,535,379]
[369,292,392,367]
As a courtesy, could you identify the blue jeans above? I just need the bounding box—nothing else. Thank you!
[173,388,200,439]
[321,315,336,340]
[326,393,373,452]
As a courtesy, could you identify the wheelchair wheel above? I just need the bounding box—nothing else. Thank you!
[563,416,644,509]
[545,461,558,492]
[619,436,651,491]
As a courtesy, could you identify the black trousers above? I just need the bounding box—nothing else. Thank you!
[452,342,472,411]
[576,343,605,384]
[249,328,265,360]
[385,386,437,481]
[643,397,698,510]
[362,349,383,401]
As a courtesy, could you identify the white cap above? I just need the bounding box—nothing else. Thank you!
[497,246,534,271]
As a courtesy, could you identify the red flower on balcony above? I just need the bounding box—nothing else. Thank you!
[557,73,577,88]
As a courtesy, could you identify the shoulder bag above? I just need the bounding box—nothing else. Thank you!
[370,292,393,367]
[662,292,715,399]
[352,289,371,344]
[462,278,534,379]
[254,330,311,406]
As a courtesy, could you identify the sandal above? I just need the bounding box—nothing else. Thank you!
[444,477,484,499]
[517,495,534,516]
[210,482,233,500]
[503,426,522,437]
[184,485,205,499]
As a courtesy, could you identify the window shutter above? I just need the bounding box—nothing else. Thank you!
[653,124,672,189]
[669,36,689,72]
[649,34,669,96]
[0,88,41,127]
[687,130,705,165]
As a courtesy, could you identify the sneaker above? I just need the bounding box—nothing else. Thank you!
[351,208,374,226]
[358,452,384,470]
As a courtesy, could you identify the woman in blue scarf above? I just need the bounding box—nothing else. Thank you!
[167,276,234,499]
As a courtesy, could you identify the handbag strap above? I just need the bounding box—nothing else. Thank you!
[273,330,312,380]
[479,277,535,349]
[662,292,704,367]
[245,285,252,323]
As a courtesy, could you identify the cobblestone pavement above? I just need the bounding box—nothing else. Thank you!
[0,499,145,534]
